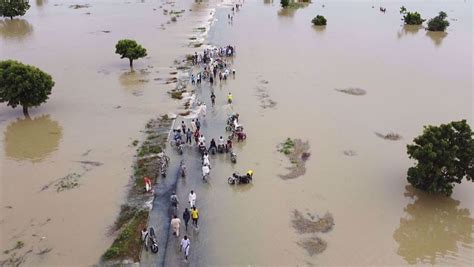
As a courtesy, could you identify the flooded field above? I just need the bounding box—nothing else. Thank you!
[1,0,216,265]
[1,0,473,266]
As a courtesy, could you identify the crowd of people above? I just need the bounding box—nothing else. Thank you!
[141,3,250,262]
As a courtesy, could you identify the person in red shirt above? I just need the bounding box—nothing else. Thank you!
[144,176,152,192]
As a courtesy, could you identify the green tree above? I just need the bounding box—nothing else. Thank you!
[399,6,407,14]
[403,11,425,25]
[280,0,289,8]
[427,11,449,31]
[0,0,30,19]
[0,60,55,118]
[406,120,474,196]
[311,15,327,26]
[115,39,147,68]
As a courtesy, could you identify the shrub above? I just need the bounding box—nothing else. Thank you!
[427,11,450,31]
[403,12,425,25]
[311,15,327,26]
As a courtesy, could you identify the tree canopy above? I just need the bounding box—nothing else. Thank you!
[427,11,450,31]
[0,60,55,117]
[312,15,327,26]
[280,0,289,8]
[406,120,474,196]
[115,39,147,68]
[0,0,30,19]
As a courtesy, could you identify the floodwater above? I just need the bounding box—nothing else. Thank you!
[0,0,216,265]
[168,1,473,266]
[0,0,473,266]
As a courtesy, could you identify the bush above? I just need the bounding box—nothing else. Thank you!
[311,15,327,26]
[406,120,473,196]
[427,11,449,31]
[280,0,289,8]
[403,12,425,25]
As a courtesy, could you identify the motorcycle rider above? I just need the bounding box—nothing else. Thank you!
[209,138,217,153]
[218,136,225,151]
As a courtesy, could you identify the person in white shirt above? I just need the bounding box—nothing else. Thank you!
[202,164,210,180]
[201,103,207,118]
[180,236,190,261]
[198,134,206,145]
[171,215,181,237]
[188,190,196,207]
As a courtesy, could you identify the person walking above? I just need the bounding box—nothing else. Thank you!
[141,228,149,251]
[227,92,233,104]
[181,121,186,134]
[195,118,201,131]
[180,235,190,261]
[186,128,192,144]
[183,208,191,232]
[201,103,207,118]
[190,119,196,133]
[171,215,181,237]
[188,190,196,207]
[202,164,210,181]
[191,206,199,227]
[210,92,216,106]
[194,129,200,145]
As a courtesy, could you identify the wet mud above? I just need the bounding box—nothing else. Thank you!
[278,138,311,179]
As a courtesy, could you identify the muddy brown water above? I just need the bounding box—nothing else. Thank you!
[1,0,473,266]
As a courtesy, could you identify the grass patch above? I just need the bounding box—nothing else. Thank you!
[278,138,295,155]
[102,209,148,262]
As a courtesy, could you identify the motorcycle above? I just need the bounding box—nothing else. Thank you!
[176,139,183,155]
[198,144,207,156]
[159,153,170,177]
[230,151,237,163]
[209,146,217,155]
[217,144,225,153]
[229,129,247,142]
[228,172,252,185]
[148,227,159,253]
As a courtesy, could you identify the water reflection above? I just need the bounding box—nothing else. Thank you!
[36,0,47,7]
[118,70,149,90]
[312,25,326,33]
[0,19,34,41]
[4,115,63,162]
[426,31,448,47]
[393,186,474,265]
[264,0,273,4]
[397,25,422,39]
[277,8,297,17]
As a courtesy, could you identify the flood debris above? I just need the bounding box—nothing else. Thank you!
[278,138,311,179]
[55,173,81,192]
[69,4,90,9]
[297,237,327,256]
[0,249,32,266]
[292,210,334,256]
[343,150,357,156]
[36,247,53,256]
[77,160,103,167]
[3,241,24,254]
[335,87,367,96]
[375,131,402,141]
[255,86,277,109]
[292,210,334,234]
[81,149,92,156]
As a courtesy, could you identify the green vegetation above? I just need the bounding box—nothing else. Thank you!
[132,140,139,146]
[280,0,289,8]
[312,15,327,26]
[0,0,30,19]
[102,209,148,261]
[407,120,473,196]
[403,12,425,25]
[0,60,55,118]
[115,39,147,68]
[279,138,295,155]
[427,11,449,31]
[400,7,424,25]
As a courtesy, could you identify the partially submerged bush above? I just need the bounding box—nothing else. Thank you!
[312,15,327,26]
[280,0,289,8]
[427,11,449,31]
[403,12,425,25]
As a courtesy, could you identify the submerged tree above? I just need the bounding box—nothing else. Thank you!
[427,11,450,31]
[399,6,425,25]
[406,120,474,196]
[0,0,30,19]
[280,0,289,8]
[115,39,147,68]
[0,60,55,118]
[311,15,327,26]
[403,12,425,25]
